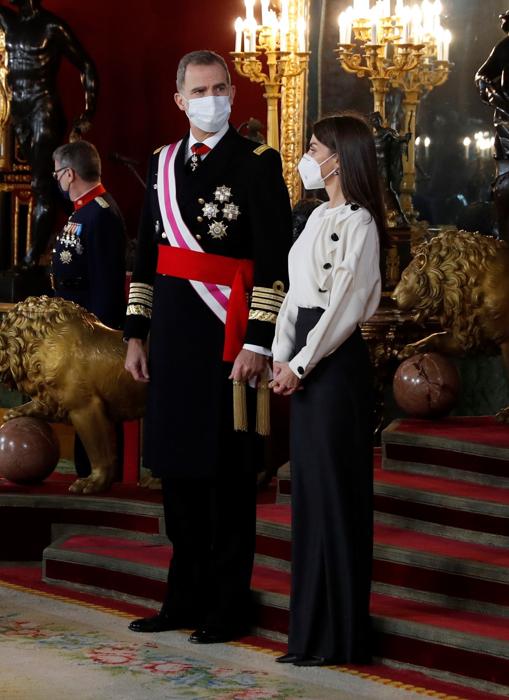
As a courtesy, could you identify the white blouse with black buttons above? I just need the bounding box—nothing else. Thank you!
[272,201,381,378]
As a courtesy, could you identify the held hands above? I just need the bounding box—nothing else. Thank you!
[125,338,150,383]
[229,348,268,383]
[270,361,301,396]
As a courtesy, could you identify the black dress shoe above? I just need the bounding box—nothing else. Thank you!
[293,656,331,667]
[128,614,184,633]
[275,653,303,664]
[188,625,246,644]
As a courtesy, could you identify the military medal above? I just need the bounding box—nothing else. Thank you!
[208,221,228,239]
[190,153,200,172]
[214,185,231,203]
[222,202,240,221]
[202,202,219,219]
[60,250,72,264]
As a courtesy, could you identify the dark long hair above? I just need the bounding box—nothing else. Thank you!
[313,113,388,248]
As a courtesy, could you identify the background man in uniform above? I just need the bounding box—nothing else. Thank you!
[51,140,126,478]
[124,50,292,644]
[0,0,98,266]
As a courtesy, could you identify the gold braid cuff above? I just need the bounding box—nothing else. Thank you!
[250,282,285,323]
[126,304,152,319]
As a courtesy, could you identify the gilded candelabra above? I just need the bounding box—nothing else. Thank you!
[231,0,309,204]
[336,1,452,220]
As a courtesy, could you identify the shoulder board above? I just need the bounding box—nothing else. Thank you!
[253,144,272,156]
[153,145,164,155]
[95,196,110,208]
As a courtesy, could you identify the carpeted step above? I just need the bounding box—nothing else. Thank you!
[374,466,509,548]
[255,504,509,618]
[382,417,509,487]
[42,531,509,697]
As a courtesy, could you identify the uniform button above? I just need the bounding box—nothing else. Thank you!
[318,287,327,293]
[331,233,339,241]
[323,262,332,269]
[153,184,157,189]
[197,216,203,222]
[297,366,304,375]
[161,232,167,239]
[196,234,202,240]
[350,203,359,211]
[198,198,205,204]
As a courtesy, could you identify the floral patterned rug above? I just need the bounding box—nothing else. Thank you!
[0,582,431,700]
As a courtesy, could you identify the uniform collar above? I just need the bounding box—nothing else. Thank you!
[187,122,230,159]
[73,183,106,211]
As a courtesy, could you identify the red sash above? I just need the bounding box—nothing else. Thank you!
[157,245,254,362]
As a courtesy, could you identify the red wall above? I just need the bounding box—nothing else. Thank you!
[41,0,266,239]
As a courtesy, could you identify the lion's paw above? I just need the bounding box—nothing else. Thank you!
[397,344,419,360]
[68,471,113,495]
[496,407,509,423]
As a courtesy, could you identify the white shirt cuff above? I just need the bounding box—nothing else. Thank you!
[243,343,272,357]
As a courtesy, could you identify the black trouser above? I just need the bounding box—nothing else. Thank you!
[288,308,374,663]
[160,469,257,630]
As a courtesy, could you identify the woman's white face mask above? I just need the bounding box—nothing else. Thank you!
[297,152,337,190]
[183,94,231,133]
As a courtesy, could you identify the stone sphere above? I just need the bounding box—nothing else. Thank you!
[0,417,60,484]
[393,353,461,418]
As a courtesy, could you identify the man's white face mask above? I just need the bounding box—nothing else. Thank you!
[184,94,231,133]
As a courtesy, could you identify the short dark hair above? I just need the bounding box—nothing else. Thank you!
[53,140,101,182]
[176,50,231,92]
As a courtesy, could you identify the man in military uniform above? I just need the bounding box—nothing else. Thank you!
[124,50,292,644]
[51,140,126,477]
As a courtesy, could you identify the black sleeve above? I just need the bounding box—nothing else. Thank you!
[123,154,159,341]
[87,208,126,329]
[244,147,293,349]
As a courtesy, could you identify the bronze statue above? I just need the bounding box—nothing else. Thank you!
[392,229,509,421]
[0,0,98,265]
[369,111,410,228]
[476,10,509,241]
[0,296,146,493]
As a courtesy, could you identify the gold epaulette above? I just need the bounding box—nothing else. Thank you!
[253,144,272,156]
[95,196,110,208]
[153,145,164,155]
[248,281,286,324]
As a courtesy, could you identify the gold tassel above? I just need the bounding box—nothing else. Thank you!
[256,374,271,437]
[233,380,248,432]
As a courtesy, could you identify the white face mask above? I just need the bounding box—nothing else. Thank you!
[297,152,337,190]
[184,94,231,133]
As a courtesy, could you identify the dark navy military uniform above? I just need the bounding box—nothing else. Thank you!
[51,184,126,330]
[124,125,292,633]
[52,184,126,477]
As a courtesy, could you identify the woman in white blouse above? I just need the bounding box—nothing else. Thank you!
[271,114,386,667]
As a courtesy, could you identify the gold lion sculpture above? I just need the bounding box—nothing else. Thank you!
[0,295,147,493]
[393,229,509,422]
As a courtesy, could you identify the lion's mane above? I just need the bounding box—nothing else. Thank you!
[402,230,507,352]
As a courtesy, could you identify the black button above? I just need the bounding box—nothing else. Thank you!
[318,287,327,293]
[323,262,332,269]
[350,203,359,211]
[331,233,339,241]
[297,366,304,375]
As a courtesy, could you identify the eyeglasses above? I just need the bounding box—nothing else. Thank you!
[52,167,68,180]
